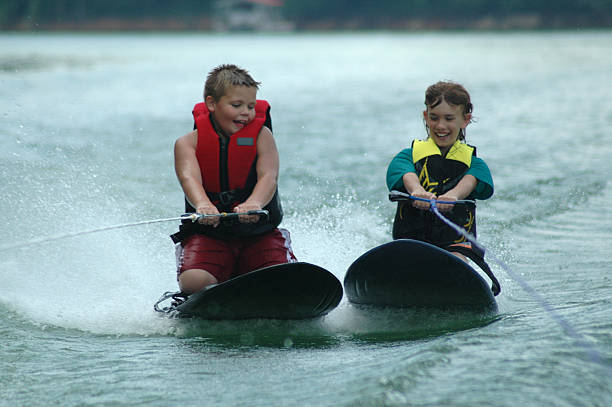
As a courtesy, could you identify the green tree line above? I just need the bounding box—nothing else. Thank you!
[1,0,214,28]
[2,0,611,30]
[284,0,612,19]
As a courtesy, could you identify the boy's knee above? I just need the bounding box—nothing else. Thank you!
[179,269,218,294]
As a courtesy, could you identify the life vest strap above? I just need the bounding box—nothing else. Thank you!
[208,189,246,207]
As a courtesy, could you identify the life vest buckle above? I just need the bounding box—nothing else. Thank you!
[218,190,236,206]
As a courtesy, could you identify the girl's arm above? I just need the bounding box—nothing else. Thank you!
[402,172,436,211]
[436,174,478,212]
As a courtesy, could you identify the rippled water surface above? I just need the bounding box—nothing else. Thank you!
[1,31,611,406]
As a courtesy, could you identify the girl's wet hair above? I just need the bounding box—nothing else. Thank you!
[204,64,260,101]
[424,81,473,140]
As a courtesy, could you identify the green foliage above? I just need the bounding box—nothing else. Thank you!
[0,0,214,27]
[281,0,612,18]
[1,0,611,29]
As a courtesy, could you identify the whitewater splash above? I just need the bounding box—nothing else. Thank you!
[0,194,390,337]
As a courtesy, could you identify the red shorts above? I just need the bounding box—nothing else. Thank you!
[175,228,297,283]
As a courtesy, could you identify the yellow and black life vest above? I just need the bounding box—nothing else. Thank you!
[392,138,477,246]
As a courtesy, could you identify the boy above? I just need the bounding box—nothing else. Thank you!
[171,64,296,294]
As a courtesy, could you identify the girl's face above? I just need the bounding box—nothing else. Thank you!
[423,100,471,155]
[206,85,257,135]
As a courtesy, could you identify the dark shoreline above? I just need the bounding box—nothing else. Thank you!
[2,14,611,32]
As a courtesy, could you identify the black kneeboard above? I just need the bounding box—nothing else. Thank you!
[344,239,497,311]
[174,262,343,320]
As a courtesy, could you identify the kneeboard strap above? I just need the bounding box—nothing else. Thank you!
[444,243,501,296]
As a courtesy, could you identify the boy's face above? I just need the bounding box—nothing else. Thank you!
[206,85,257,135]
[423,100,471,154]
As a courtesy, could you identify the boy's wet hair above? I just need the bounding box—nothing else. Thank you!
[424,81,473,141]
[204,64,260,101]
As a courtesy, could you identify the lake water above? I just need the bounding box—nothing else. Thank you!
[1,31,611,406]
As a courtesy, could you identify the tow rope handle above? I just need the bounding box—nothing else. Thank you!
[180,209,269,222]
[388,190,475,205]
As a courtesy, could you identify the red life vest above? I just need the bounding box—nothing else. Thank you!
[192,100,270,208]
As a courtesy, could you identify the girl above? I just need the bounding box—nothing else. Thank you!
[386,81,494,258]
